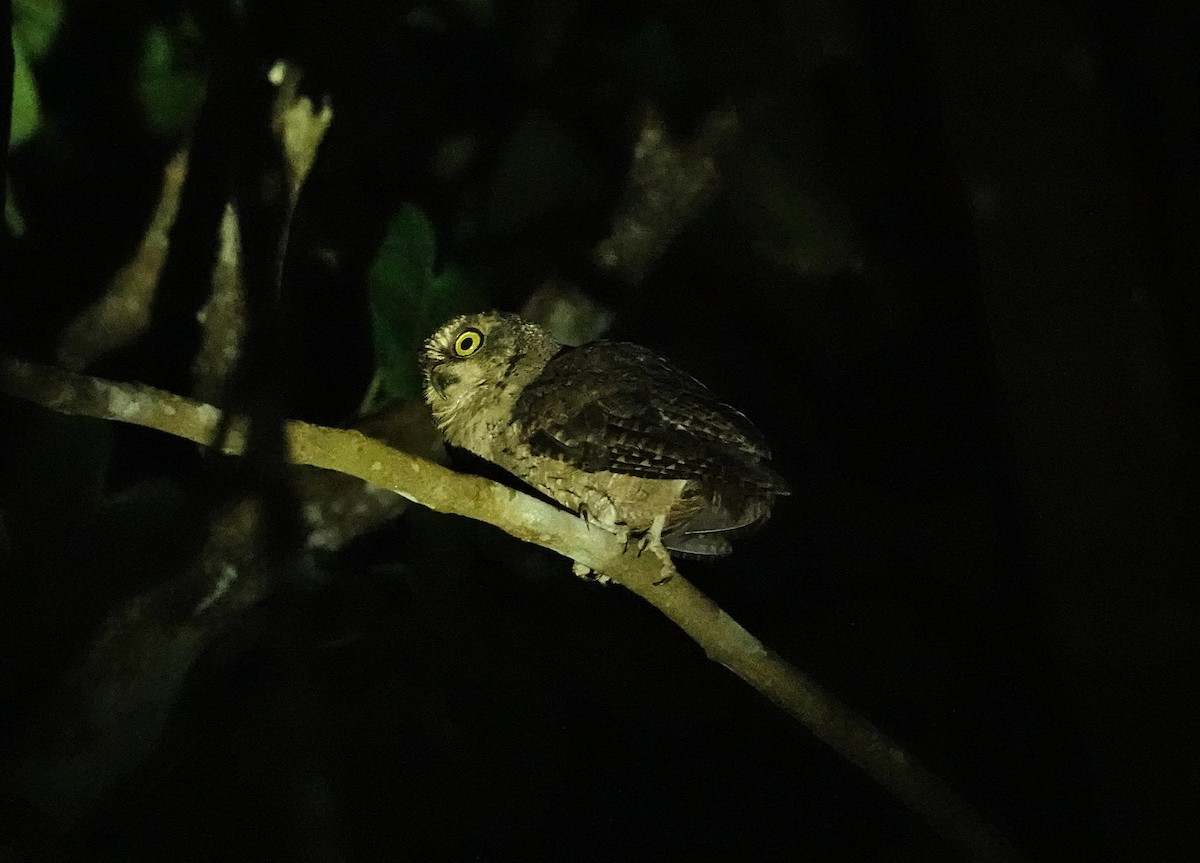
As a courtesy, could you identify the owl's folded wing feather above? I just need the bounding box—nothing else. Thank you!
[514,342,788,494]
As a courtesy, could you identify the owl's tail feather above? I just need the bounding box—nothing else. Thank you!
[662,495,775,558]
[742,462,791,496]
[663,532,733,557]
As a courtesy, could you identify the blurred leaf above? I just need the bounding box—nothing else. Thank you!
[6,187,26,236]
[10,32,42,149]
[137,18,207,136]
[10,0,63,146]
[12,0,62,60]
[364,204,485,411]
[9,1,62,228]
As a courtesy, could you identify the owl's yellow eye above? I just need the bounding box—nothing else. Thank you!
[454,328,483,357]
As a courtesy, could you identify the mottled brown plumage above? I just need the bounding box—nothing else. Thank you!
[421,311,788,558]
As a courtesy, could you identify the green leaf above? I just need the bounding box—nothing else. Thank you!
[364,204,485,411]
[10,34,41,149]
[10,0,64,149]
[13,0,62,61]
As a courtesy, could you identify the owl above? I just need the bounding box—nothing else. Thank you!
[421,312,789,559]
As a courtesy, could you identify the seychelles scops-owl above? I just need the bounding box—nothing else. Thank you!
[421,312,789,558]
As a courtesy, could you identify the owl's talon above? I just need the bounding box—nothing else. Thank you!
[572,561,612,584]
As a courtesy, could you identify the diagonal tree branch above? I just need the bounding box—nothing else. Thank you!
[0,356,1028,863]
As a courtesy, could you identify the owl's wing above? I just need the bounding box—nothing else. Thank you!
[514,342,787,492]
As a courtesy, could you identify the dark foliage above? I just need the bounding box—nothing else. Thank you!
[2,1,1198,861]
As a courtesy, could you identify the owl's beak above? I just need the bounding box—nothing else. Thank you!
[429,366,452,399]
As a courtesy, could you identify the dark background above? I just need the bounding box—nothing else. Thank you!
[2,1,1197,861]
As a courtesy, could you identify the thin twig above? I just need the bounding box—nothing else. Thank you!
[0,357,1029,863]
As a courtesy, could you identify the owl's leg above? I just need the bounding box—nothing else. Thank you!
[636,514,675,584]
[633,514,665,556]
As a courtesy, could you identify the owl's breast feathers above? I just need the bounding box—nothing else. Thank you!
[511,342,789,557]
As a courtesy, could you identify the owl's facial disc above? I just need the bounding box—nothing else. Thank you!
[423,312,555,424]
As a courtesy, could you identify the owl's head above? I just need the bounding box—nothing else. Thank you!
[421,312,561,422]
